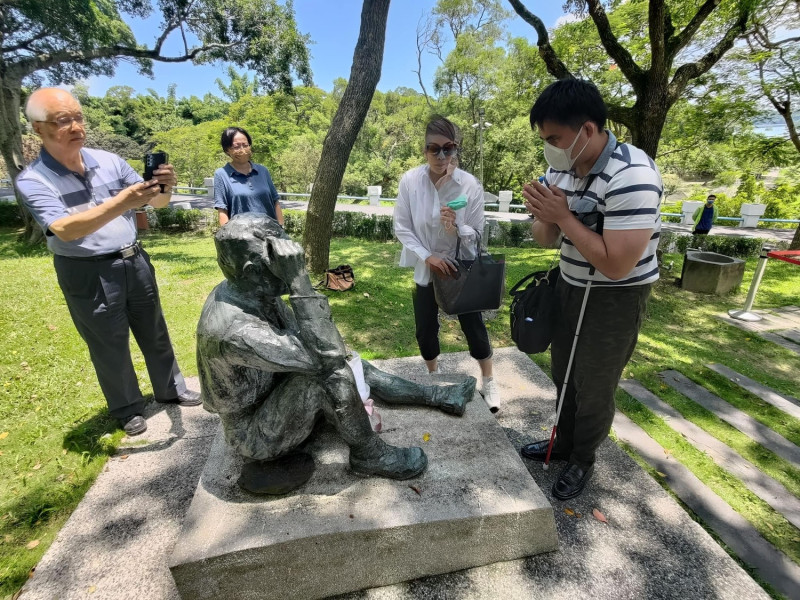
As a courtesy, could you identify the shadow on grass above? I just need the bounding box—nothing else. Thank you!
[0,228,51,259]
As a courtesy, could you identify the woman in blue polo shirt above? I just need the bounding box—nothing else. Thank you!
[213,126,284,226]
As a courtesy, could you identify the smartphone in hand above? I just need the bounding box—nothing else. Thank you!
[143,152,169,192]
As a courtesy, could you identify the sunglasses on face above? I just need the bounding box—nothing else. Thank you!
[425,143,458,158]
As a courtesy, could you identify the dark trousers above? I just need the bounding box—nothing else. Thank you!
[54,248,185,420]
[412,283,492,362]
[693,228,710,235]
[550,277,651,468]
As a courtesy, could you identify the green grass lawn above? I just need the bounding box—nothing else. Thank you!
[0,227,798,596]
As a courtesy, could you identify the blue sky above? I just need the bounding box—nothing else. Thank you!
[87,0,568,98]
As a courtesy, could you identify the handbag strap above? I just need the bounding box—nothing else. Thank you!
[453,231,484,263]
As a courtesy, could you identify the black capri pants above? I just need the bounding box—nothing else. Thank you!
[412,283,492,362]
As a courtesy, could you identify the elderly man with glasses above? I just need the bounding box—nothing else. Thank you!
[16,88,201,437]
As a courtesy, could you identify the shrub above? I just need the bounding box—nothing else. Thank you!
[0,202,23,227]
[675,234,764,258]
[493,221,530,247]
[152,207,204,231]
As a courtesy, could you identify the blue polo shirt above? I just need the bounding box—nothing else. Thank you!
[213,162,280,220]
[16,148,142,257]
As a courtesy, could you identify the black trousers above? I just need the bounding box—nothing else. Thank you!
[550,277,651,468]
[54,248,186,420]
[412,283,492,362]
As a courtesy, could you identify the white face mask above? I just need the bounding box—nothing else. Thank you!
[543,125,589,171]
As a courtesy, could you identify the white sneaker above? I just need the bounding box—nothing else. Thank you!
[482,378,501,414]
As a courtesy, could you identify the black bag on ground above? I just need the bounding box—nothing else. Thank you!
[509,265,560,353]
[433,236,505,315]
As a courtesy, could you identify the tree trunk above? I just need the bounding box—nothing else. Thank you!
[790,226,800,251]
[627,85,669,159]
[302,0,390,274]
[0,76,42,243]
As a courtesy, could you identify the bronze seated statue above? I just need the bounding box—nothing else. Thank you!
[196,214,476,494]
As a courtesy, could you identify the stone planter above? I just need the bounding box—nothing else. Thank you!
[681,251,745,295]
[135,210,149,231]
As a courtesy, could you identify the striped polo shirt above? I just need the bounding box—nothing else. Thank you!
[16,148,142,257]
[543,131,662,287]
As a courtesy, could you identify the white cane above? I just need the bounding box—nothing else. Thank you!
[543,266,594,470]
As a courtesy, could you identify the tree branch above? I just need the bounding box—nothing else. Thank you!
[507,0,571,79]
[585,0,644,86]
[666,0,724,58]
[12,42,234,80]
[1,29,48,53]
[667,7,752,105]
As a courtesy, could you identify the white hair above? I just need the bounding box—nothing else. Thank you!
[25,88,81,123]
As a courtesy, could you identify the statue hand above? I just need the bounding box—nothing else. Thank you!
[264,237,309,290]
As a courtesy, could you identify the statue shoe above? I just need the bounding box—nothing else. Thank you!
[430,376,477,416]
[350,441,428,480]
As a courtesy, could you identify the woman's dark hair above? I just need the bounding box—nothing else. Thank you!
[221,127,252,152]
[529,78,607,132]
[425,115,460,144]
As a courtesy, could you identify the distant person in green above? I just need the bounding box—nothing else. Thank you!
[692,194,718,235]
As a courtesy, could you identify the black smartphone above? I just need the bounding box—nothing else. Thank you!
[143,152,169,192]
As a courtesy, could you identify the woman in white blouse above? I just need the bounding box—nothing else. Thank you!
[393,116,500,413]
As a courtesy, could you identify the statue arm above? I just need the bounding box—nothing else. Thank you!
[289,294,347,372]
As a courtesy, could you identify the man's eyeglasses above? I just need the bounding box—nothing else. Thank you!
[37,115,84,129]
[230,143,251,151]
[426,143,458,158]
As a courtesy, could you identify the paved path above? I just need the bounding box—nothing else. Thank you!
[18,348,768,600]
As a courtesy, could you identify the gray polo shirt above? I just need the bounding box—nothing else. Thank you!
[16,147,143,257]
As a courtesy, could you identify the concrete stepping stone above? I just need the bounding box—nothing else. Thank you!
[778,328,800,344]
[760,332,800,356]
[619,379,800,530]
[706,364,800,421]
[612,410,800,600]
[660,370,800,467]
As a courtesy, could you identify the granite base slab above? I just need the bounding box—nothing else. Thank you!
[169,377,557,600]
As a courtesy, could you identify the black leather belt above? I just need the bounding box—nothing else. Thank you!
[63,242,141,261]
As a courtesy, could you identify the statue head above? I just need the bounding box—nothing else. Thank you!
[215,214,291,295]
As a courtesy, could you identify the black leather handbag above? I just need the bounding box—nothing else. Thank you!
[433,236,505,315]
[509,264,560,354]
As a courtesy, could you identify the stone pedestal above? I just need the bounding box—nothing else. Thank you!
[498,190,512,212]
[681,251,746,294]
[367,185,382,206]
[682,201,703,226]
[169,385,557,600]
[204,177,214,198]
[739,203,766,228]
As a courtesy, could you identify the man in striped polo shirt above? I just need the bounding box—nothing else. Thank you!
[520,79,662,500]
[16,88,201,437]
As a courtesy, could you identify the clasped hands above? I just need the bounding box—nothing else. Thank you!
[521,179,572,226]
